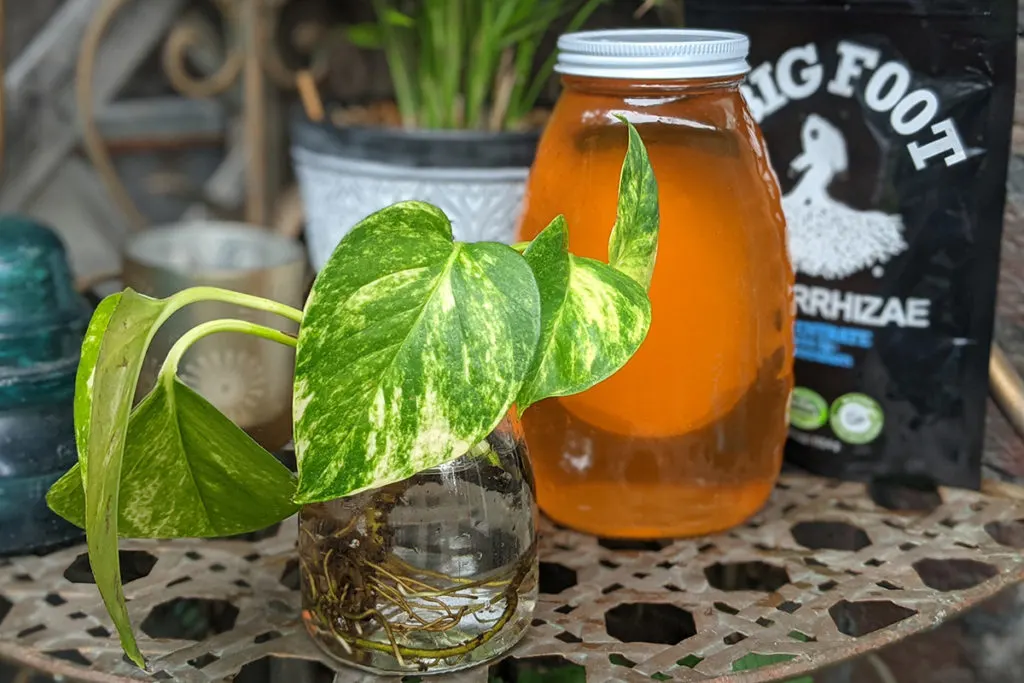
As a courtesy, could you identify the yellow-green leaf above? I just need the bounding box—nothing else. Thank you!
[516,216,652,411]
[48,379,298,537]
[50,288,302,669]
[68,290,168,667]
[293,201,541,504]
[732,653,797,672]
[608,118,660,289]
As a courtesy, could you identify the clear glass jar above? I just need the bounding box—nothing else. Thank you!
[517,30,794,539]
[299,413,538,675]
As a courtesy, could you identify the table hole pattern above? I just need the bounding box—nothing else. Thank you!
[538,562,577,595]
[1,476,1023,682]
[62,550,157,586]
[45,649,91,666]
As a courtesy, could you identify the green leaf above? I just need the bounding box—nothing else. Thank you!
[382,8,415,27]
[66,290,168,667]
[678,655,704,669]
[51,287,302,669]
[343,22,385,49]
[608,654,636,668]
[732,653,797,672]
[293,201,540,504]
[518,666,586,683]
[608,118,660,290]
[47,379,298,537]
[515,215,652,412]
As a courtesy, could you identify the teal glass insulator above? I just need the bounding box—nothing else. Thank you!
[0,215,90,555]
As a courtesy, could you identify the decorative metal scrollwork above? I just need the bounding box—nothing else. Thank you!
[163,0,333,98]
[259,0,333,89]
[161,2,244,99]
[160,0,336,225]
[78,0,338,230]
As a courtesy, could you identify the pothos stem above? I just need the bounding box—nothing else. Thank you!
[155,287,302,388]
[158,318,297,390]
[166,286,304,323]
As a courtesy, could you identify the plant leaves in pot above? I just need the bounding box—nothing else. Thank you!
[46,119,659,675]
[290,0,613,272]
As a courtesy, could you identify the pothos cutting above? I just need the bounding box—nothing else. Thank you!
[45,119,660,670]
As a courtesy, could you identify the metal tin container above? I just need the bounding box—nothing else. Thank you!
[123,221,307,452]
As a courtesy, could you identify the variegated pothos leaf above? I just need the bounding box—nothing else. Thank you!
[516,216,652,412]
[48,378,298,537]
[292,201,541,504]
[65,290,169,668]
[50,289,300,668]
[608,118,660,289]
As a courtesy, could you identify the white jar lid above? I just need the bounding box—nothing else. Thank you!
[555,29,751,80]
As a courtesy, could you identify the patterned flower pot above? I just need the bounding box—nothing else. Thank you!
[290,113,540,272]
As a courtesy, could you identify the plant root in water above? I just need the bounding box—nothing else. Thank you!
[300,484,535,672]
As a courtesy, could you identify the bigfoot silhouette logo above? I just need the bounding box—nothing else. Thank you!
[782,114,907,280]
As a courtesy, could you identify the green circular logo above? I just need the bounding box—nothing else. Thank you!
[829,393,884,445]
[789,387,829,430]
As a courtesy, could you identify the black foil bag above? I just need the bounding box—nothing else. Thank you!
[688,0,1018,489]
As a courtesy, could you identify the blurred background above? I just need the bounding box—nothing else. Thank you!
[1,1,1024,682]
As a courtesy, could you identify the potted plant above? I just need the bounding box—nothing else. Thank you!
[45,121,658,675]
[290,0,615,271]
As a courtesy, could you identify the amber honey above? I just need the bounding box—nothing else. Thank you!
[517,59,794,538]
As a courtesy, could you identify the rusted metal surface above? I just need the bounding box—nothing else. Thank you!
[1,474,1023,682]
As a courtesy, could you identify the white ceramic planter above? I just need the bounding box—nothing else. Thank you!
[290,116,539,272]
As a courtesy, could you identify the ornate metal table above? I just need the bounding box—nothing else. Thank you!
[2,474,1024,683]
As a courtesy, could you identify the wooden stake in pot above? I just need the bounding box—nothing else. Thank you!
[297,69,325,123]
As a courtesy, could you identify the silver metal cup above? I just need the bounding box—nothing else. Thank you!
[123,221,307,452]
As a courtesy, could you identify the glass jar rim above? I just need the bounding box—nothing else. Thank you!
[555,28,750,80]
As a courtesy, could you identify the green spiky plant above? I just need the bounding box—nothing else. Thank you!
[345,0,611,130]
[45,119,659,669]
